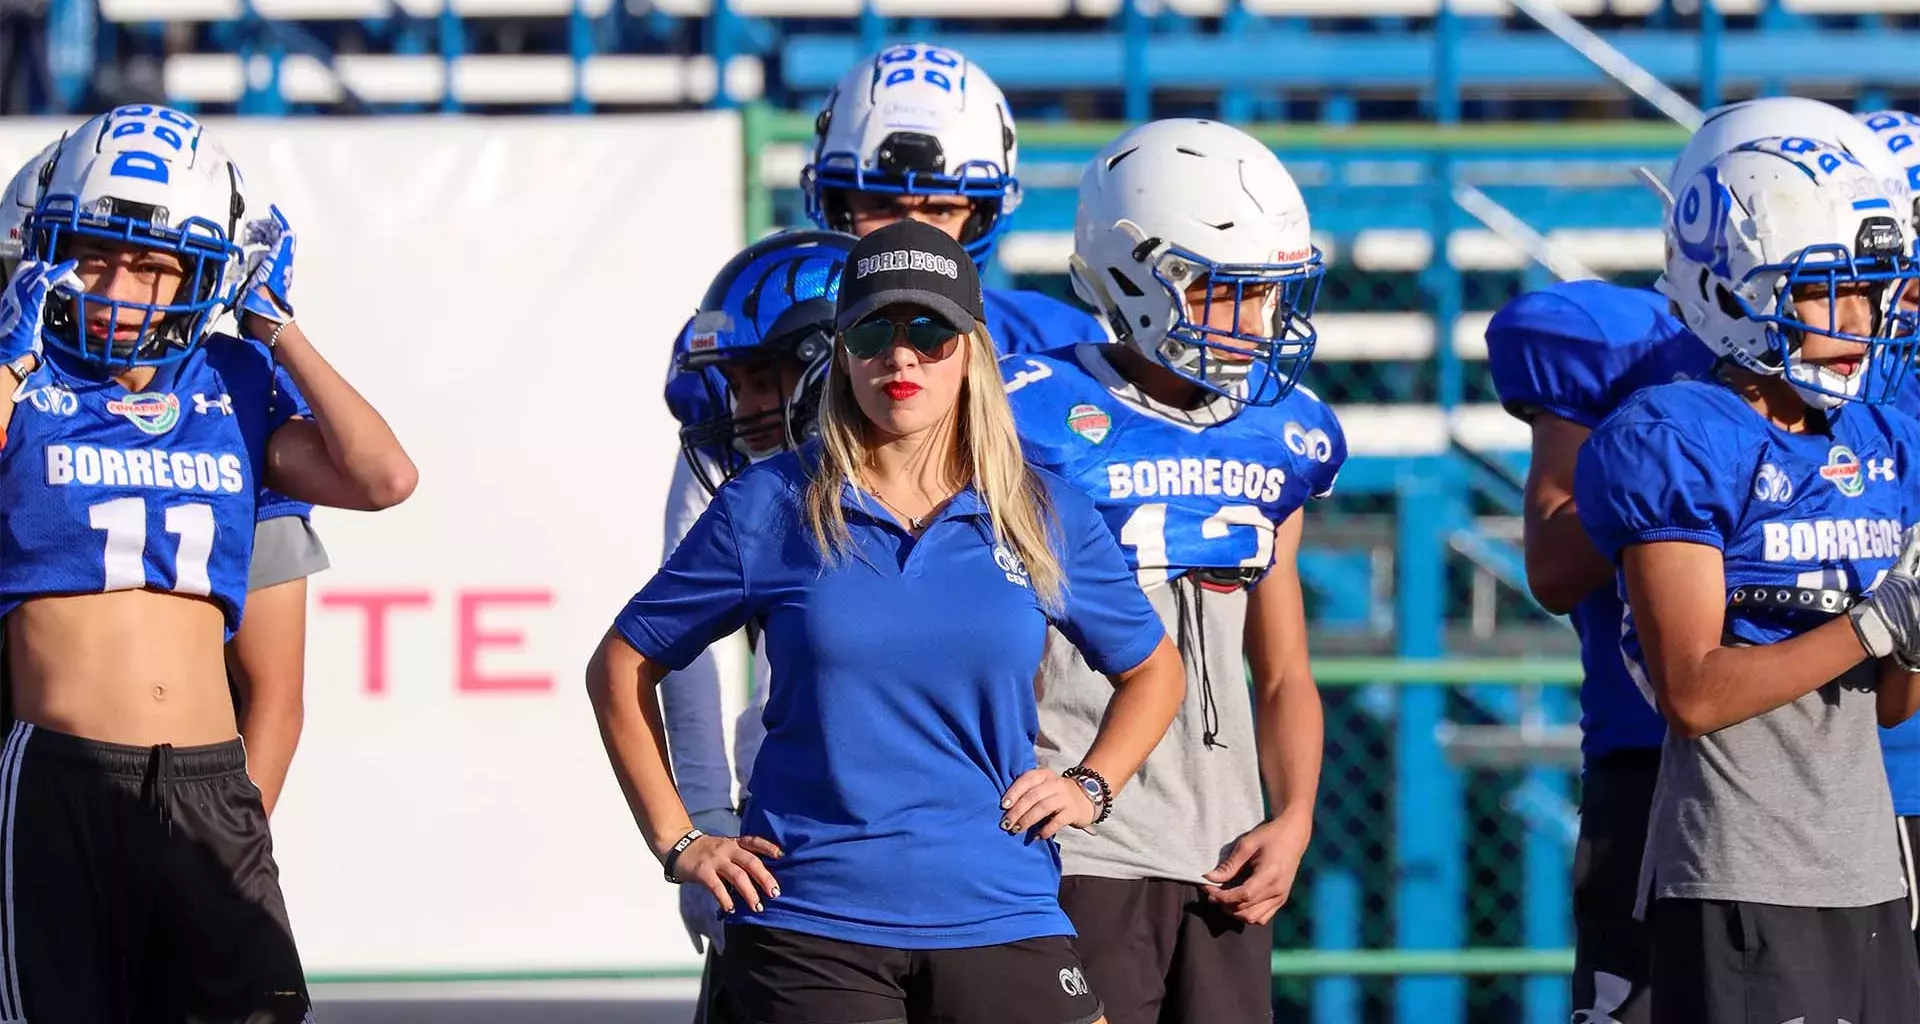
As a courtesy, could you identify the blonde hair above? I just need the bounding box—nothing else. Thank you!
[803,324,1066,610]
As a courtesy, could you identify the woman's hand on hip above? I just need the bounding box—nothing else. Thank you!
[1001,768,1096,840]
[673,834,785,915]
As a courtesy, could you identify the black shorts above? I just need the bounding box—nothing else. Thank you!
[1572,747,1659,1024]
[695,946,749,1024]
[1057,874,1270,1024]
[1648,897,1920,1024]
[0,722,310,1023]
[722,923,1103,1024]
[1899,815,1920,955]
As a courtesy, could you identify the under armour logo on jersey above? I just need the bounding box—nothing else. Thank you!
[1057,967,1090,998]
[1284,422,1333,463]
[1868,457,1897,482]
[993,543,1030,589]
[17,383,75,416]
[192,392,233,416]
[1753,463,1793,504]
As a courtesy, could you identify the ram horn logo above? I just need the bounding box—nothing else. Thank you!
[1753,463,1793,503]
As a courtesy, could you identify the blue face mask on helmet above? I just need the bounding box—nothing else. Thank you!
[29,195,240,369]
[676,229,857,495]
[1149,247,1325,408]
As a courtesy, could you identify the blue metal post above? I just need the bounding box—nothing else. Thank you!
[1311,863,1362,1022]
[1433,1,1460,126]
[710,0,739,110]
[567,0,591,113]
[1699,0,1724,112]
[1393,471,1465,1024]
[1122,0,1148,125]
[1430,153,1463,411]
[439,5,464,113]
[1522,764,1572,1024]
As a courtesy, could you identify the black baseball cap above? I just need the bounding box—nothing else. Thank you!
[834,220,985,336]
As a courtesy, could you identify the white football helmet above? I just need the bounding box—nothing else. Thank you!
[0,140,58,282]
[28,104,247,367]
[801,43,1019,268]
[1659,136,1919,408]
[1069,118,1322,407]
[1669,98,1908,221]
[1856,109,1920,237]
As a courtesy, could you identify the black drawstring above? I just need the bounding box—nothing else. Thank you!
[147,743,176,835]
[1173,575,1227,750]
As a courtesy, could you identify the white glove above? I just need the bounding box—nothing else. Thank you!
[1851,524,1920,670]
[677,807,741,954]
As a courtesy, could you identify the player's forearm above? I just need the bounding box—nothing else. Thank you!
[238,692,303,817]
[1522,501,1615,614]
[1252,666,1324,830]
[1878,660,1920,728]
[1659,617,1869,737]
[1082,637,1184,798]
[586,634,696,858]
[265,323,416,509]
[659,645,740,817]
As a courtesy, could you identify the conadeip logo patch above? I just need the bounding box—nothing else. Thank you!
[1067,403,1110,444]
[1820,444,1865,497]
[106,392,180,436]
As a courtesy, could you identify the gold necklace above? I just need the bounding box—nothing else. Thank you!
[869,489,930,531]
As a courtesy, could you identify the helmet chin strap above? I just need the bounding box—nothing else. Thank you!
[1786,359,1862,410]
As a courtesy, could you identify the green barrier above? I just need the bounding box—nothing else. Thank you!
[738,102,1687,241]
[311,947,1574,986]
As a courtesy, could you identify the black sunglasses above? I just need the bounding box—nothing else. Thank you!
[840,314,961,360]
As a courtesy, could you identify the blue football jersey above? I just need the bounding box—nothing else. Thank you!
[1879,380,1920,813]
[985,287,1108,357]
[1486,281,1717,761]
[0,335,303,635]
[1004,343,1345,587]
[1577,381,1920,701]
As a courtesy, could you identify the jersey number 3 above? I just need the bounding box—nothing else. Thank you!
[89,497,216,596]
[1119,503,1272,587]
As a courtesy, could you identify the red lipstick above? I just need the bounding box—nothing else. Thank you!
[882,381,922,401]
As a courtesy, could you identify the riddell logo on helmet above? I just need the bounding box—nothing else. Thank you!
[1273,246,1312,262]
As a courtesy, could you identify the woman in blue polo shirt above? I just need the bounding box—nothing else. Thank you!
[588,219,1184,1024]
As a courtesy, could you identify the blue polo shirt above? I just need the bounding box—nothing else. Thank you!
[612,447,1165,950]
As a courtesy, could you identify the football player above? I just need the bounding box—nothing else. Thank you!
[657,229,853,1024]
[801,42,1107,356]
[1855,106,1920,957]
[1577,136,1920,1024]
[0,105,415,1019]
[1005,118,1339,1022]
[1486,95,1906,1024]
[3,143,331,819]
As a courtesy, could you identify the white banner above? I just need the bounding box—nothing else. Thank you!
[0,112,746,975]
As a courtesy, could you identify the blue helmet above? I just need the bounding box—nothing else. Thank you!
[801,44,1020,271]
[675,229,857,495]
[27,105,247,368]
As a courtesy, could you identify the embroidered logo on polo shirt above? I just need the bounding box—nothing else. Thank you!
[993,543,1030,589]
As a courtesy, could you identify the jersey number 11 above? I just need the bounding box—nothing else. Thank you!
[89,497,216,596]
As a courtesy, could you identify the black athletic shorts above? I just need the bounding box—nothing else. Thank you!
[722,923,1103,1024]
[0,721,310,1023]
[1648,896,1920,1024]
[1571,747,1659,1024]
[694,945,749,1024]
[1057,874,1271,1024]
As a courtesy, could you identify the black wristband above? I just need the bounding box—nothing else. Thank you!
[662,827,705,884]
[1062,766,1113,826]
